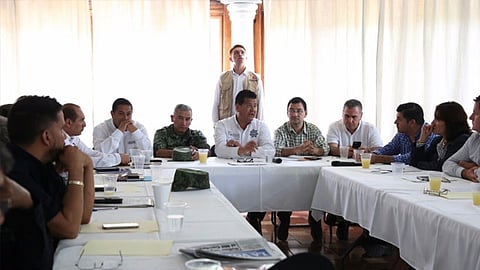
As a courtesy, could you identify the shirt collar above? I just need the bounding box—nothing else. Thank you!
[287,121,307,135]
[167,124,192,138]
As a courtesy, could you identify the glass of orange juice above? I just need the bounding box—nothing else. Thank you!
[360,153,372,169]
[472,183,480,206]
[198,149,209,164]
[428,172,442,191]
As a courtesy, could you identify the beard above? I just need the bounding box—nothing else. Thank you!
[48,144,64,162]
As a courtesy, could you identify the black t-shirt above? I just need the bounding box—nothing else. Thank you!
[0,144,66,270]
[0,204,53,270]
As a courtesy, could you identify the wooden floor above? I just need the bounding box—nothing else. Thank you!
[254,212,413,270]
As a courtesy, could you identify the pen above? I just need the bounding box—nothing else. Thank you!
[93,207,119,211]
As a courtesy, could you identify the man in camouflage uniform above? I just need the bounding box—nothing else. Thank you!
[153,104,210,160]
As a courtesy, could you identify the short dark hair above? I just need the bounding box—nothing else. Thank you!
[435,101,471,141]
[111,98,132,112]
[0,104,13,118]
[344,99,363,111]
[396,102,424,125]
[287,97,307,111]
[474,95,480,103]
[174,104,192,113]
[62,103,80,121]
[235,90,257,105]
[229,44,246,55]
[8,95,63,145]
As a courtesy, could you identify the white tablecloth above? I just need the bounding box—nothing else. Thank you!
[161,157,329,211]
[311,165,480,270]
[54,183,284,269]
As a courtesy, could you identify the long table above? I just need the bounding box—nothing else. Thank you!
[310,165,480,270]
[54,177,284,269]
[160,157,329,212]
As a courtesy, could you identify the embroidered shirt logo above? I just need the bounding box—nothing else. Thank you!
[249,129,258,138]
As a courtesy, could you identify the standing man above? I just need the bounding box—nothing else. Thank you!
[372,102,436,164]
[93,98,151,154]
[153,104,210,160]
[443,95,480,182]
[274,97,329,248]
[212,44,264,123]
[327,99,383,156]
[214,90,274,233]
[2,96,94,269]
[63,103,130,167]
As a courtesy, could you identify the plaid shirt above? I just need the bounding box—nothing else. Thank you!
[274,121,329,156]
[153,124,209,154]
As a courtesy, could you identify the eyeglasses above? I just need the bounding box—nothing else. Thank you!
[288,109,305,114]
[75,250,123,270]
[236,157,254,163]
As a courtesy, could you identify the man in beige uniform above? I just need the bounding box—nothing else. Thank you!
[212,44,264,123]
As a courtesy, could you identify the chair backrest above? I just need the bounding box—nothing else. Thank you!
[269,253,335,270]
[210,144,216,157]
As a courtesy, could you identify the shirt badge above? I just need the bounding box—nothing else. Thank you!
[250,129,258,138]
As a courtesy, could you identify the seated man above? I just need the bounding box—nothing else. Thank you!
[372,102,436,164]
[326,99,383,240]
[2,96,94,269]
[274,97,329,247]
[153,104,209,160]
[214,90,274,233]
[63,103,130,167]
[443,95,480,181]
[327,99,383,156]
[93,98,151,154]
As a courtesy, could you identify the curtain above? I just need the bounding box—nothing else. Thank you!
[0,0,211,146]
[90,0,211,145]
[263,0,480,142]
[0,0,92,108]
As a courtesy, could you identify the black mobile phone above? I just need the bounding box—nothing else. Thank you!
[94,196,123,204]
[352,141,361,149]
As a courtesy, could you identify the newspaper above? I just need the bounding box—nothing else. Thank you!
[179,238,283,261]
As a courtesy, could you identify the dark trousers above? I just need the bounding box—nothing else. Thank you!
[277,211,323,241]
[246,212,266,234]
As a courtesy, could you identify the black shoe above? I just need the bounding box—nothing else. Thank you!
[276,240,289,252]
[336,221,349,241]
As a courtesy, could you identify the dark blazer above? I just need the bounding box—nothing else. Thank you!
[410,133,470,171]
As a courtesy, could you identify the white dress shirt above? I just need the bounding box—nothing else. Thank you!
[326,120,383,149]
[92,119,152,154]
[65,133,121,167]
[214,115,274,159]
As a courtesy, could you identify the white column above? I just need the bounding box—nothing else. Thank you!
[221,0,261,69]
